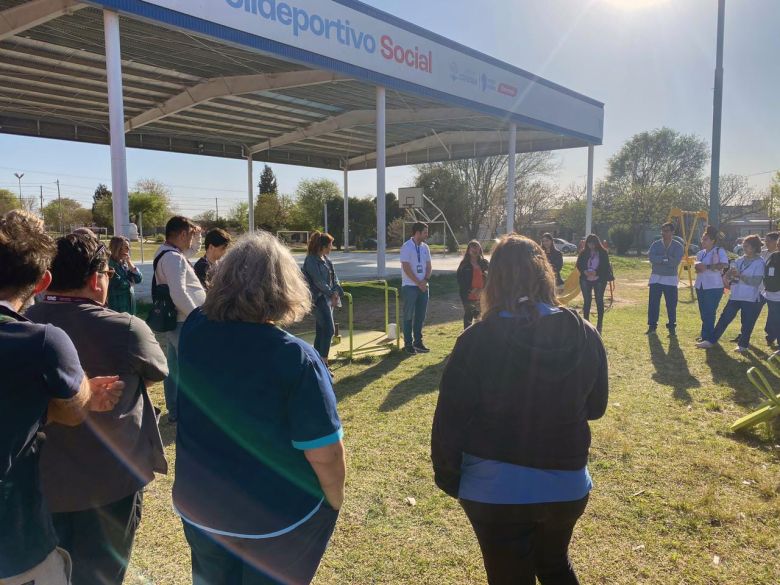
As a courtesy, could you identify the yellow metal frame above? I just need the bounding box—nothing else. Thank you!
[666,208,709,293]
[336,280,401,361]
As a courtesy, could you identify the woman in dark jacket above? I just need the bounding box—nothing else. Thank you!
[303,232,343,367]
[575,234,614,334]
[541,232,564,287]
[432,234,608,585]
[107,236,142,314]
[456,240,490,329]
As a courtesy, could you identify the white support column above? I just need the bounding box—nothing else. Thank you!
[247,154,255,233]
[376,86,386,277]
[586,144,594,235]
[505,123,517,234]
[103,10,129,238]
[343,165,349,252]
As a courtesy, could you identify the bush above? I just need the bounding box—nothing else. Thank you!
[609,225,634,255]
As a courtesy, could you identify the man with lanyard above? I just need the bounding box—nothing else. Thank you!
[399,222,432,354]
[0,210,122,585]
[646,222,684,336]
[27,233,169,585]
[153,216,205,423]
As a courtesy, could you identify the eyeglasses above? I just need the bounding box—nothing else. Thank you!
[98,268,116,278]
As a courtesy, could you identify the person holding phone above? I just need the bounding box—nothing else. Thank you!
[697,234,765,352]
[107,236,143,314]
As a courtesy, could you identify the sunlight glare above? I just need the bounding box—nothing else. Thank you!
[602,0,672,10]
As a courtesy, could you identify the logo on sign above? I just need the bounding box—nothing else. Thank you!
[498,83,518,97]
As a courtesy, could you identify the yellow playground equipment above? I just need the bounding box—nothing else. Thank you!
[667,208,709,293]
[557,268,615,307]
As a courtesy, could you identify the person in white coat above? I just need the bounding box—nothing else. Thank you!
[693,226,729,343]
[697,234,765,353]
[153,216,205,422]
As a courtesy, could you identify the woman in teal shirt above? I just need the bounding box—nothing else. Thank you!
[107,236,142,314]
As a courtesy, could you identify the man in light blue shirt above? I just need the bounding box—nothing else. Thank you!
[647,222,685,336]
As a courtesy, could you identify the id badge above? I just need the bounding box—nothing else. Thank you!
[417,265,423,274]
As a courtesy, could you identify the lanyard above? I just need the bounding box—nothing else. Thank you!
[43,294,104,307]
[414,241,421,264]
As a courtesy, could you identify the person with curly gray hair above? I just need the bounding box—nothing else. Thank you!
[173,231,345,585]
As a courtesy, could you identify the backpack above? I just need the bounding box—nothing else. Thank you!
[765,251,780,292]
[145,249,178,332]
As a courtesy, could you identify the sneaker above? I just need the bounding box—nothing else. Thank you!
[645,327,657,335]
[695,337,703,342]
[413,343,431,353]
[695,340,714,349]
[766,336,775,346]
[404,346,417,355]
[734,346,748,353]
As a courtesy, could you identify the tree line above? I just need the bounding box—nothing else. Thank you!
[3,127,775,249]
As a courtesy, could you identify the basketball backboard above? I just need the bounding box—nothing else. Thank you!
[398,187,424,209]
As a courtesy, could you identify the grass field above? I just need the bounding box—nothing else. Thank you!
[129,258,780,584]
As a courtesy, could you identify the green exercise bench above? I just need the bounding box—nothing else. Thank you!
[731,352,780,435]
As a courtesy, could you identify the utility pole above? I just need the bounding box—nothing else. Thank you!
[14,172,24,207]
[709,0,726,227]
[215,197,219,221]
[39,186,44,217]
[55,179,63,235]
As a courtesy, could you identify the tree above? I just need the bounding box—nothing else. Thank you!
[293,179,342,230]
[128,179,173,230]
[414,165,468,232]
[92,184,112,228]
[768,171,780,228]
[0,189,21,215]
[129,192,169,231]
[514,181,558,233]
[227,201,250,233]
[255,192,291,233]
[416,151,557,239]
[258,164,278,196]
[598,127,708,238]
[43,198,91,230]
[688,174,756,225]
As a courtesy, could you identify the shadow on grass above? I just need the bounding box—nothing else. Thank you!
[378,355,448,412]
[648,334,700,403]
[333,350,409,403]
[705,344,767,406]
[726,420,780,458]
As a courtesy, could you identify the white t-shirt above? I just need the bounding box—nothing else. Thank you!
[694,247,729,290]
[399,238,432,287]
[729,256,765,303]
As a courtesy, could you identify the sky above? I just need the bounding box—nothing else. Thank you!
[1,0,778,217]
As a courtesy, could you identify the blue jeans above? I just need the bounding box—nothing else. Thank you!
[709,300,764,346]
[164,323,183,421]
[765,299,780,343]
[182,503,338,585]
[313,296,335,360]
[402,285,429,348]
[696,287,723,341]
[648,283,678,329]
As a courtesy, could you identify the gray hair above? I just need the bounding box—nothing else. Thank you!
[202,231,311,325]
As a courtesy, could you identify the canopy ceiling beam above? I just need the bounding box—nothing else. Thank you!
[125,70,347,132]
[347,131,505,167]
[0,0,86,42]
[250,107,472,154]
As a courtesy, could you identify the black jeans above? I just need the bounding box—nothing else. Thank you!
[182,503,339,585]
[460,495,589,585]
[52,491,143,585]
[580,279,606,331]
[462,300,480,329]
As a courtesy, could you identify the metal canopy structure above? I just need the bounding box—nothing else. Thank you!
[0,0,604,274]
